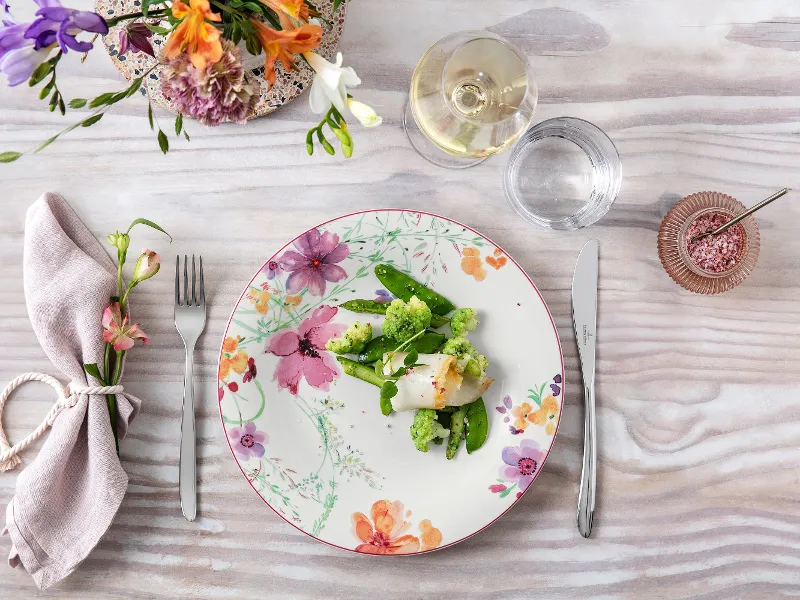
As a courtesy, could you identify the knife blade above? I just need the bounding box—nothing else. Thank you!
[572,239,598,538]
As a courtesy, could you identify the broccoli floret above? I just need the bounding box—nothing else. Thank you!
[326,321,373,354]
[450,308,479,337]
[442,336,489,378]
[410,409,450,452]
[382,296,432,343]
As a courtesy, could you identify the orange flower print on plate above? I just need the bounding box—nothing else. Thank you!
[485,248,507,270]
[352,500,442,554]
[461,247,487,282]
[248,287,271,315]
[529,395,560,436]
[510,402,534,432]
[219,336,249,379]
[283,295,302,310]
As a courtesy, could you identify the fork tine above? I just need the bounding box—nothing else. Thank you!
[191,255,197,306]
[184,255,189,306]
[199,256,205,306]
[175,255,181,306]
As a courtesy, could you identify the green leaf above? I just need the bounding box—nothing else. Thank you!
[175,113,183,136]
[83,363,107,384]
[404,348,418,367]
[0,151,22,163]
[126,218,172,241]
[48,90,58,110]
[157,129,169,154]
[231,21,242,45]
[28,61,52,87]
[379,380,397,416]
[333,0,342,13]
[380,380,397,400]
[81,113,104,127]
[89,92,115,108]
[34,135,60,153]
[143,22,171,35]
[147,103,154,130]
[141,0,164,17]
[125,77,144,98]
[390,367,406,378]
[243,2,265,13]
[183,129,190,142]
[69,98,88,109]
[261,6,281,29]
[58,97,65,115]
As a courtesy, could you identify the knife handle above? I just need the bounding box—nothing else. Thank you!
[577,382,596,538]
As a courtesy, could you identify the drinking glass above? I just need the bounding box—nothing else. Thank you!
[403,31,538,169]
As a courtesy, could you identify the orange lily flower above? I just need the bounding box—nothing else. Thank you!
[164,0,223,70]
[260,0,309,23]
[251,18,321,87]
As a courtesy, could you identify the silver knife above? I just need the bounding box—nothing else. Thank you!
[572,240,599,538]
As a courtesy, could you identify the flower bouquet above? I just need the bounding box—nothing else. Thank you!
[0,0,380,162]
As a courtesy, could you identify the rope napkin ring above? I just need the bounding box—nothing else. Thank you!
[0,373,123,472]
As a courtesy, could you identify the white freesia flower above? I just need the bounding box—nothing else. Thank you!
[305,51,361,114]
[346,98,382,128]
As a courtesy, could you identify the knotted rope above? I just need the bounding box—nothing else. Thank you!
[0,372,123,472]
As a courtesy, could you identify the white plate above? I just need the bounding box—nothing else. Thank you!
[218,210,564,554]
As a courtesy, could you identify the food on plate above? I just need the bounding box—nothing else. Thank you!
[409,409,450,452]
[382,296,432,342]
[449,307,479,337]
[326,321,373,354]
[374,263,456,316]
[339,299,450,328]
[336,264,492,459]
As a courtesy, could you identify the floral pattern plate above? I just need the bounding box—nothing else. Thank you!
[218,210,564,554]
[94,0,347,117]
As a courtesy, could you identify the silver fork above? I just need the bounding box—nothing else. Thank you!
[174,255,206,522]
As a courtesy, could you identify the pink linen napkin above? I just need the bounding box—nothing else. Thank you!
[1,193,141,589]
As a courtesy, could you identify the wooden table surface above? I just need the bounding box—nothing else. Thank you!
[2,1,800,598]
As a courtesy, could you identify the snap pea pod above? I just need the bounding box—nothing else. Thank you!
[340,300,450,328]
[465,397,488,454]
[336,356,385,388]
[357,331,446,364]
[374,264,456,316]
[446,405,468,460]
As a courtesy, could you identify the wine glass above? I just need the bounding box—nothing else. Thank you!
[403,31,538,169]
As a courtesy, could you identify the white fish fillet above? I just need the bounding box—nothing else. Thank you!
[383,352,493,412]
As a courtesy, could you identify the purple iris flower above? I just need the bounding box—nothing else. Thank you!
[24,0,108,54]
[0,0,50,86]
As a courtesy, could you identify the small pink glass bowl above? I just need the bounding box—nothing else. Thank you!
[657,191,760,295]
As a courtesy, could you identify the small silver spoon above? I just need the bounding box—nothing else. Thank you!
[690,188,790,244]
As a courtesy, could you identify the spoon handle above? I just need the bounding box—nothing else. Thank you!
[710,188,789,235]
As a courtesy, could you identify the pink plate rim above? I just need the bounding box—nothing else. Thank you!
[217,208,566,555]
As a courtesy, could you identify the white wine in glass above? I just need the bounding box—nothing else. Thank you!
[404,31,537,168]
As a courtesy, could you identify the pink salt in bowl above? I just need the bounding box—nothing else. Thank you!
[658,191,760,295]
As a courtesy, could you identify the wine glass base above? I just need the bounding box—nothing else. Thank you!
[402,97,487,169]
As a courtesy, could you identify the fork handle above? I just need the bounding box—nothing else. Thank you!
[577,382,596,538]
[179,344,197,522]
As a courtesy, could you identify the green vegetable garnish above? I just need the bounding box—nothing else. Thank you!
[326,321,373,354]
[450,308,479,337]
[382,296,432,343]
[374,264,456,316]
[410,408,450,452]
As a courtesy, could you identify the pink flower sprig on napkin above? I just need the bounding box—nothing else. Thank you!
[84,218,171,452]
[102,302,149,351]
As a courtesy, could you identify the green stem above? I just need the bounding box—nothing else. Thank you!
[107,349,124,454]
[210,0,242,16]
[105,9,167,27]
